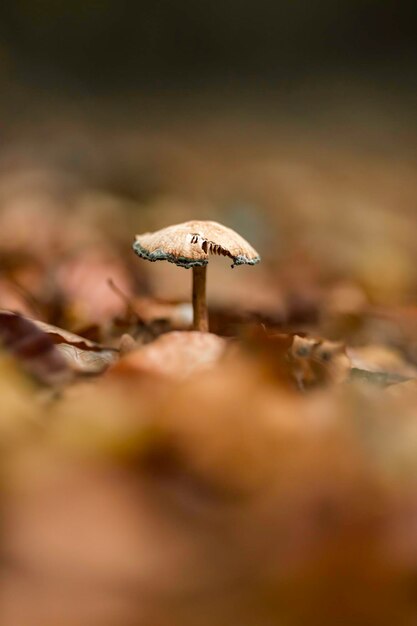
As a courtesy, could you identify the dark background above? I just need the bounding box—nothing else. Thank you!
[0,0,415,93]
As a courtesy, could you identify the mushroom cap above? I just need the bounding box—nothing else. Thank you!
[133,220,260,269]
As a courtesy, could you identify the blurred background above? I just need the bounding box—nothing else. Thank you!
[0,0,416,91]
[0,0,416,317]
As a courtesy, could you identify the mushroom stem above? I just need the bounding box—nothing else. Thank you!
[192,265,208,332]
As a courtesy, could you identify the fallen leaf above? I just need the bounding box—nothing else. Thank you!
[0,311,118,376]
[33,319,104,350]
[56,343,117,374]
[109,331,227,380]
[0,311,71,385]
[288,336,351,388]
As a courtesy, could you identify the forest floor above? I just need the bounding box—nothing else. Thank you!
[1,86,417,625]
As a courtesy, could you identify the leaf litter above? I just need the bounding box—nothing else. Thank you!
[1,109,417,626]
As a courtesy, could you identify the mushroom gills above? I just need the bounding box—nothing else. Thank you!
[191,234,232,259]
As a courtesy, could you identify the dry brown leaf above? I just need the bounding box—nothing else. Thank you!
[242,330,351,389]
[35,318,119,373]
[55,343,117,374]
[32,319,104,350]
[290,336,351,388]
[0,311,118,376]
[109,331,227,380]
[0,311,71,386]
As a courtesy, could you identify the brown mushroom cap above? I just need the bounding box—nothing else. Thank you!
[133,220,260,269]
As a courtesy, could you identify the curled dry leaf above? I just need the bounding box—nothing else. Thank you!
[0,311,71,386]
[0,311,118,376]
[109,331,227,380]
[32,318,118,374]
[33,319,104,350]
[56,343,117,375]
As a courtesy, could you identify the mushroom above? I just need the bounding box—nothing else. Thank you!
[133,220,260,332]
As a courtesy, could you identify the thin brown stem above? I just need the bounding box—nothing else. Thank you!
[192,265,208,332]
